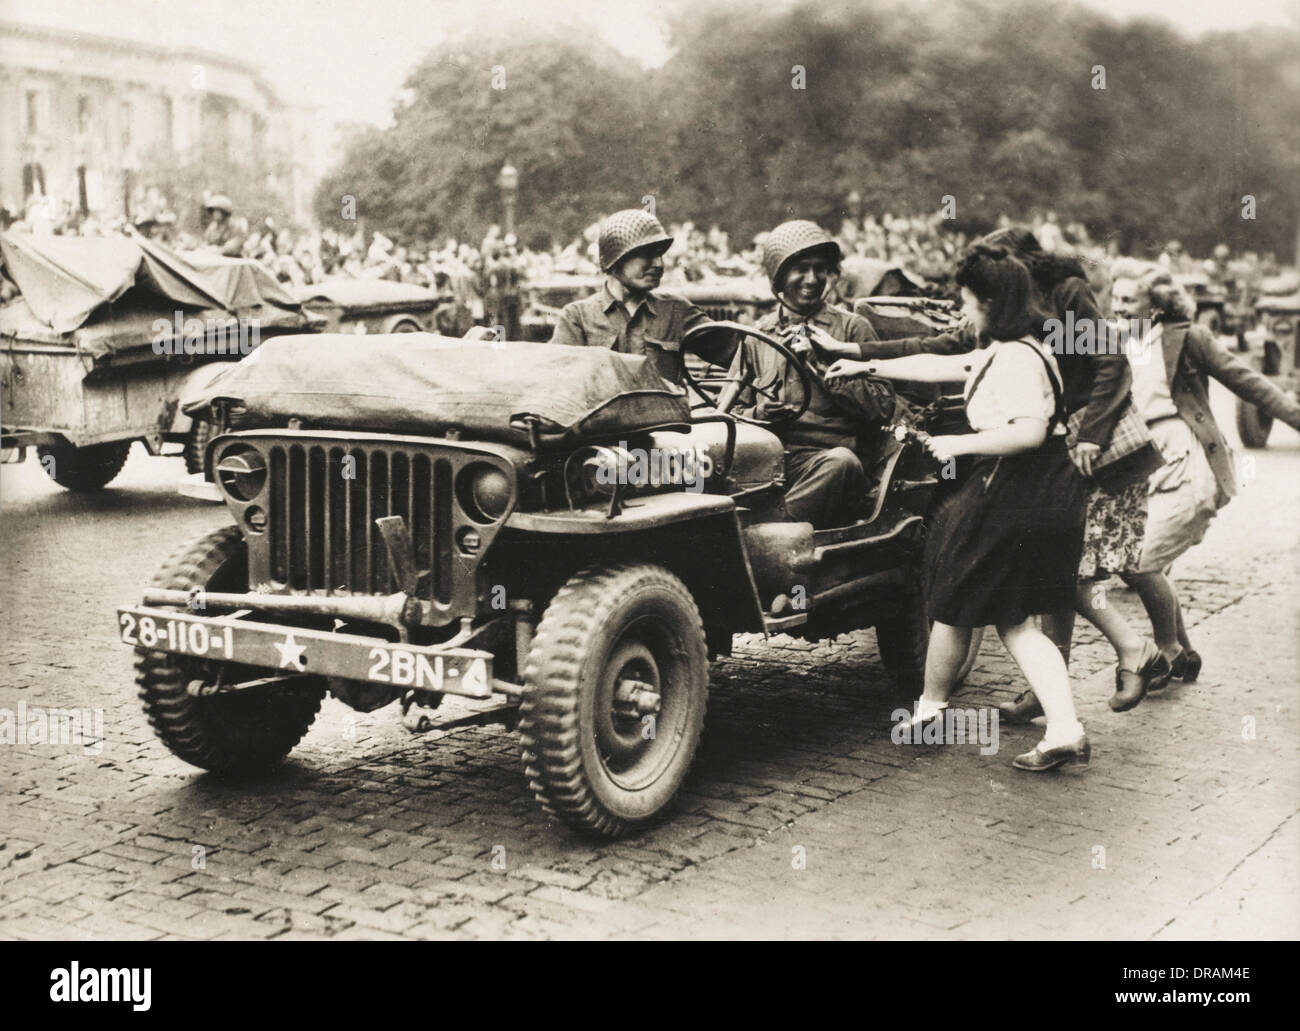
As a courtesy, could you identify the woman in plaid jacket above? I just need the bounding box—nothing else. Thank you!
[1080,268,1300,690]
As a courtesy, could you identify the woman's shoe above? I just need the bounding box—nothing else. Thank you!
[1170,649,1202,682]
[1012,733,1091,771]
[999,689,1044,724]
[1145,650,1177,692]
[1109,640,1162,712]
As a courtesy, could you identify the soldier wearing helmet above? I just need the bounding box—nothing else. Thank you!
[736,219,885,528]
[549,209,708,383]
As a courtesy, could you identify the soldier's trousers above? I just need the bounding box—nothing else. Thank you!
[783,445,867,529]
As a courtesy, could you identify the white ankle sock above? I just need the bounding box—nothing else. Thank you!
[1042,721,1085,748]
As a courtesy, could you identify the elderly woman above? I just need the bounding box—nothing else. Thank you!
[829,246,1090,772]
[1084,268,1300,681]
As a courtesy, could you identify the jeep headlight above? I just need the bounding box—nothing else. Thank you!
[456,462,512,522]
[214,443,267,501]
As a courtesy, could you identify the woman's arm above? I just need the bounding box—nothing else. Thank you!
[927,418,1049,460]
[1186,326,1300,431]
[825,352,977,383]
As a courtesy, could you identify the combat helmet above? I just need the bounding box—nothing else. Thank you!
[205,193,234,215]
[761,220,842,291]
[598,209,673,272]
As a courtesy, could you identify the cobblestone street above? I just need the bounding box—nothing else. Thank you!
[2,383,1297,940]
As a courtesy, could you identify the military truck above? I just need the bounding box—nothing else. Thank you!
[118,320,961,837]
[0,231,316,489]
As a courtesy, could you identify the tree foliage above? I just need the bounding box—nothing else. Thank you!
[316,0,1300,258]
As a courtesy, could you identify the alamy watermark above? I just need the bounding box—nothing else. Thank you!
[0,703,104,755]
[151,312,261,356]
[1041,314,1158,361]
[590,441,714,495]
[891,705,999,755]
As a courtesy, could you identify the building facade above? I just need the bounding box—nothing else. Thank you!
[0,19,321,228]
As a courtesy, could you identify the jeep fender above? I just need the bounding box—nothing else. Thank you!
[504,494,766,633]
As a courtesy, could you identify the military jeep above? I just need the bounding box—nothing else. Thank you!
[119,322,958,837]
[1235,274,1300,448]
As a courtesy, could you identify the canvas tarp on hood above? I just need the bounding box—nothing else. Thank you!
[0,230,301,334]
[182,335,692,448]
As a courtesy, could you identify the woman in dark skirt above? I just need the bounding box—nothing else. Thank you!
[829,247,1089,771]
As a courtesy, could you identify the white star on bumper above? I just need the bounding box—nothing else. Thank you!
[273,632,307,670]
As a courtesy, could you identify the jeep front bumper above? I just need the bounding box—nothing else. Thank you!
[117,606,495,698]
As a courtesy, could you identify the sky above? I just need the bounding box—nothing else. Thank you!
[6,0,1297,127]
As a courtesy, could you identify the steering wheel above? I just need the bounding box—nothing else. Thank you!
[679,320,814,429]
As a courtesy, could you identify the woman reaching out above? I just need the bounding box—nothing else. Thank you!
[828,246,1089,771]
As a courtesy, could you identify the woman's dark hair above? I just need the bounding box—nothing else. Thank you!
[981,224,1088,295]
[954,244,1044,342]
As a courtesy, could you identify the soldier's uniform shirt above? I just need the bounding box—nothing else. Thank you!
[744,302,881,450]
[740,302,882,528]
[549,279,708,383]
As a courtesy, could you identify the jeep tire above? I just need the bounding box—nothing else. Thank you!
[519,563,709,838]
[1235,397,1273,449]
[135,526,325,772]
[37,441,130,491]
[184,419,217,476]
[876,574,929,695]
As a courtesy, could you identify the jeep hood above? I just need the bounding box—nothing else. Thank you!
[182,334,691,448]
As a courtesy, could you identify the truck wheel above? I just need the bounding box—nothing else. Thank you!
[876,578,929,694]
[519,563,709,838]
[184,419,216,476]
[36,441,130,491]
[1235,398,1273,449]
[135,526,325,772]
[1196,308,1222,336]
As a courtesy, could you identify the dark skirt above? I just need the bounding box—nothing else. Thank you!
[925,436,1086,628]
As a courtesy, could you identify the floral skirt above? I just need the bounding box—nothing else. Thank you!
[1077,480,1149,580]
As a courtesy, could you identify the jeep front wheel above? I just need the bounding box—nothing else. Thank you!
[135,525,325,772]
[519,563,709,838]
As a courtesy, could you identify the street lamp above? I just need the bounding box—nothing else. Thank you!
[498,162,518,238]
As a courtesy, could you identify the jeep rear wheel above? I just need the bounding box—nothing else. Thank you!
[135,525,325,772]
[1235,398,1273,449]
[37,441,130,491]
[876,576,929,694]
[519,563,709,838]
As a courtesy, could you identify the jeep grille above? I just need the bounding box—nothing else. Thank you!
[212,433,516,625]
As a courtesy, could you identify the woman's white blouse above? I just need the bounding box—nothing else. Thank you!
[963,338,1065,434]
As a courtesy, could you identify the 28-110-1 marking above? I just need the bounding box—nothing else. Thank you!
[120,613,234,659]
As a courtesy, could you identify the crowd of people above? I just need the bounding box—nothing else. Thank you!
[4,182,1290,323]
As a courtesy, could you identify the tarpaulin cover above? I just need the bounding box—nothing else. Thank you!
[291,278,440,310]
[0,230,301,334]
[182,335,692,447]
